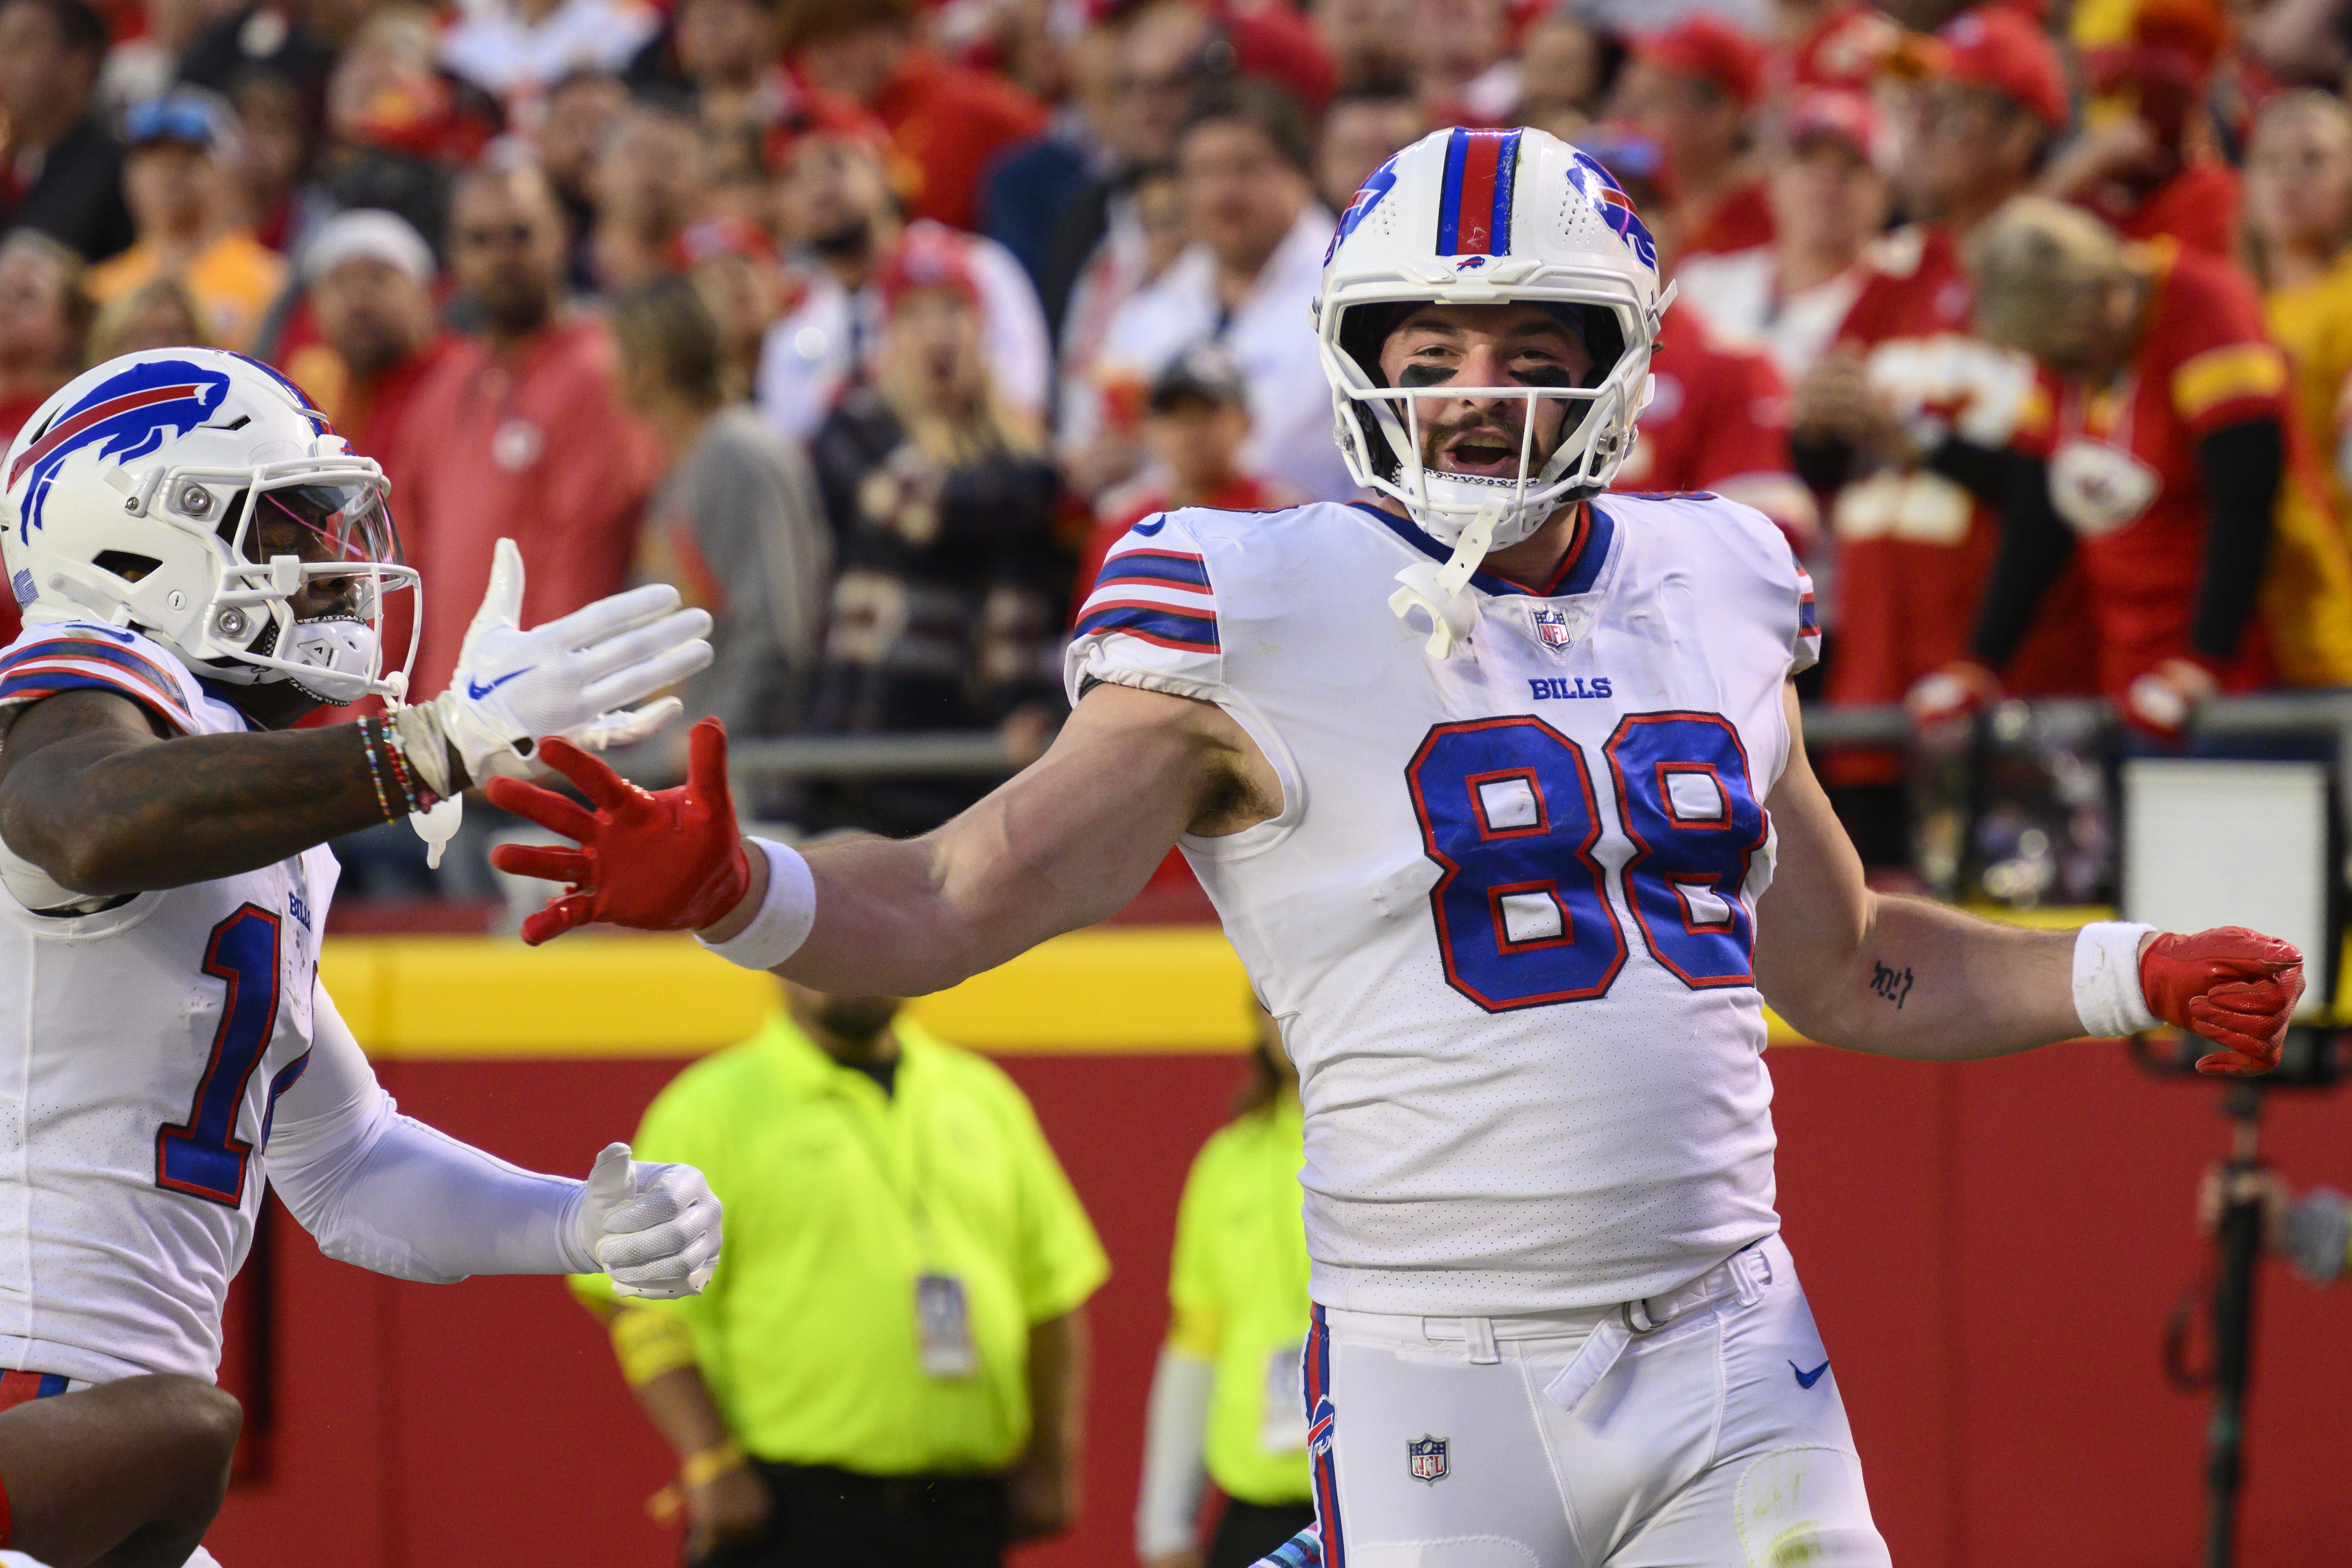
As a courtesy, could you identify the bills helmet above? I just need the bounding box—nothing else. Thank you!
[2,348,418,704]
[1316,127,1671,641]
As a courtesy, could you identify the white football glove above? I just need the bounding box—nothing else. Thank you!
[395,537,714,797]
[570,1141,723,1299]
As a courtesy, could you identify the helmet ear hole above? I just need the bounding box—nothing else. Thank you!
[94,550,161,582]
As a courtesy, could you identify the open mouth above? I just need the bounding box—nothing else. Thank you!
[1437,429,1523,478]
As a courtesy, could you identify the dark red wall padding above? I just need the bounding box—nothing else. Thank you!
[204,1042,2352,1566]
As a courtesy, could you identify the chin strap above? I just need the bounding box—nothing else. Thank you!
[1388,500,1503,658]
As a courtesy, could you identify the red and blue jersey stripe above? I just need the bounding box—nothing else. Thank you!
[0,631,196,731]
[1435,127,1522,257]
[1305,1304,1344,1566]
[1074,542,1221,655]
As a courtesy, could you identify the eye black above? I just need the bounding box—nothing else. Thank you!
[1398,363,1454,388]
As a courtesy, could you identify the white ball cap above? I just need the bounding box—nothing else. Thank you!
[301,208,436,287]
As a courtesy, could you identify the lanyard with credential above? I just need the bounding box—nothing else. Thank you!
[834,1058,979,1380]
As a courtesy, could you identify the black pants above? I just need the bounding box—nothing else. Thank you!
[1208,1498,1318,1568]
[691,1462,1006,1568]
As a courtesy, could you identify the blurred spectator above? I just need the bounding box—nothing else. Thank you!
[307,6,498,258]
[2042,0,2237,257]
[0,227,88,647]
[1409,0,1517,126]
[439,0,661,107]
[1310,0,1412,90]
[87,272,208,358]
[391,156,662,701]
[284,209,459,458]
[573,978,1106,1564]
[0,231,89,444]
[99,0,242,110]
[1078,81,1350,504]
[1959,198,2352,731]
[980,9,1121,311]
[1675,87,1890,382]
[758,113,1051,443]
[1516,16,1609,141]
[1787,4,2093,739]
[1314,83,1422,218]
[2242,91,2352,540]
[539,69,627,275]
[626,0,789,136]
[1580,132,1815,553]
[177,0,374,139]
[784,0,1047,233]
[587,96,711,293]
[0,0,135,262]
[1770,0,1904,94]
[672,214,789,397]
[228,69,310,254]
[1611,14,1769,265]
[1075,342,1301,613]
[609,273,831,762]
[1134,1012,1312,1568]
[1057,159,1187,470]
[84,90,287,351]
[804,229,1065,837]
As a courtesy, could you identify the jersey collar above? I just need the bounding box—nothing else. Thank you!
[1348,499,1616,599]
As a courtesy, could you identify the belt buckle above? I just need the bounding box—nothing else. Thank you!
[1620,1298,1664,1336]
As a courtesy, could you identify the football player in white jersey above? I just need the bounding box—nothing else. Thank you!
[0,347,725,1568]
[489,130,2302,1568]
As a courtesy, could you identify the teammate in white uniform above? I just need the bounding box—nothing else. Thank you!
[0,348,727,1568]
[489,129,2306,1568]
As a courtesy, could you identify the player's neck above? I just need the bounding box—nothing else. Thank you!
[1482,502,1587,593]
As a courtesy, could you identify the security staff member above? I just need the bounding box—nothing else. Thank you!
[1136,1012,1314,1568]
[574,980,1108,1566]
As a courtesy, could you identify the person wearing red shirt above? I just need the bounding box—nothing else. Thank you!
[2042,0,2239,257]
[1073,341,1299,622]
[1961,199,2352,731]
[393,160,663,703]
[787,0,1047,233]
[1788,5,2095,731]
[1610,15,1773,264]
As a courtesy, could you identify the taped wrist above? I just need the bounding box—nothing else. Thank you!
[695,838,815,971]
[610,1304,700,1386]
[2074,921,2159,1038]
[391,702,460,798]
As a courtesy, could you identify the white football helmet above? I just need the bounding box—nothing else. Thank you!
[1314,127,1673,647]
[1,348,419,704]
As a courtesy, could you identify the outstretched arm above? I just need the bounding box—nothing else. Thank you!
[266,985,721,1295]
[490,683,1282,996]
[1755,683,2301,1072]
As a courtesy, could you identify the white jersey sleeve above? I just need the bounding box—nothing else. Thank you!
[1673,494,1820,679]
[0,623,201,733]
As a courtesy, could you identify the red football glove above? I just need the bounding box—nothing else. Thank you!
[2140,927,2305,1076]
[485,718,751,947]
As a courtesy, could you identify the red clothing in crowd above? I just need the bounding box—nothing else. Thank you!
[1613,304,1812,546]
[2095,156,2241,259]
[2015,240,2352,695]
[0,388,52,647]
[1071,474,1295,625]
[1677,180,1774,263]
[390,317,662,701]
[1822,223,2094,715]
[867,48,1049,232]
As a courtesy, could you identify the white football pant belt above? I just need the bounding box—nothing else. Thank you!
[1538,1240,1774,1414]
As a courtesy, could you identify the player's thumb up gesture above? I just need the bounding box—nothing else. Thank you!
[395,538,714,798]
[571,1142,722,1298]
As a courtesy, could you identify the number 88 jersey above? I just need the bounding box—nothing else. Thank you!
[1066,494,1818,1317]
[0,623,332,1383]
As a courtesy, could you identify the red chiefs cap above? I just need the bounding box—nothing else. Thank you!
[763,84,895,173]
[1630,15,1768,112]
[1783,86,1893,167]
[1931,6,2070,132]
[666,215,775,270]
[875,226,981,314]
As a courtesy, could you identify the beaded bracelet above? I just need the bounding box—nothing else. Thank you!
[376,716,438,813]
[356,714,399,823]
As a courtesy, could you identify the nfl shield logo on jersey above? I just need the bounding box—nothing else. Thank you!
[1407,1434,1449,1483]
[1532,606,1572,652]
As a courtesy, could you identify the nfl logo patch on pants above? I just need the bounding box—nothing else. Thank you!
[1407,1435,1449,1483]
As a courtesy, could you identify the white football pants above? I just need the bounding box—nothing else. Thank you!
[1303,1235,1890,1568]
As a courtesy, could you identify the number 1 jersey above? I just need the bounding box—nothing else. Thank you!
[0,624,333,1382]
[1066,495,1818,1315]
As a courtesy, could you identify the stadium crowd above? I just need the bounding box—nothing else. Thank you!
[7,0,2352,891]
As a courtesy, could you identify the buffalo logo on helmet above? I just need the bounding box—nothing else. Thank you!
[8,359,235,540]
[1565,150,1658,273]
[1407,1434,1449,1482]
[1327,153,1403,265]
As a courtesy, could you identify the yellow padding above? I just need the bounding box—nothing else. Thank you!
[610,1306,699,1386]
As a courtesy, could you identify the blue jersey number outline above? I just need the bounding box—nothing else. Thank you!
[1406,712,1765,1011]
[156,904,284,1207]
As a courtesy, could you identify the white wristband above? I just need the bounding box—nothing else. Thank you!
[2073,921,2159,1038]
[695,837,816,972]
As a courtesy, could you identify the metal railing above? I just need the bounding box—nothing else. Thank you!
[726,691,2352,786]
